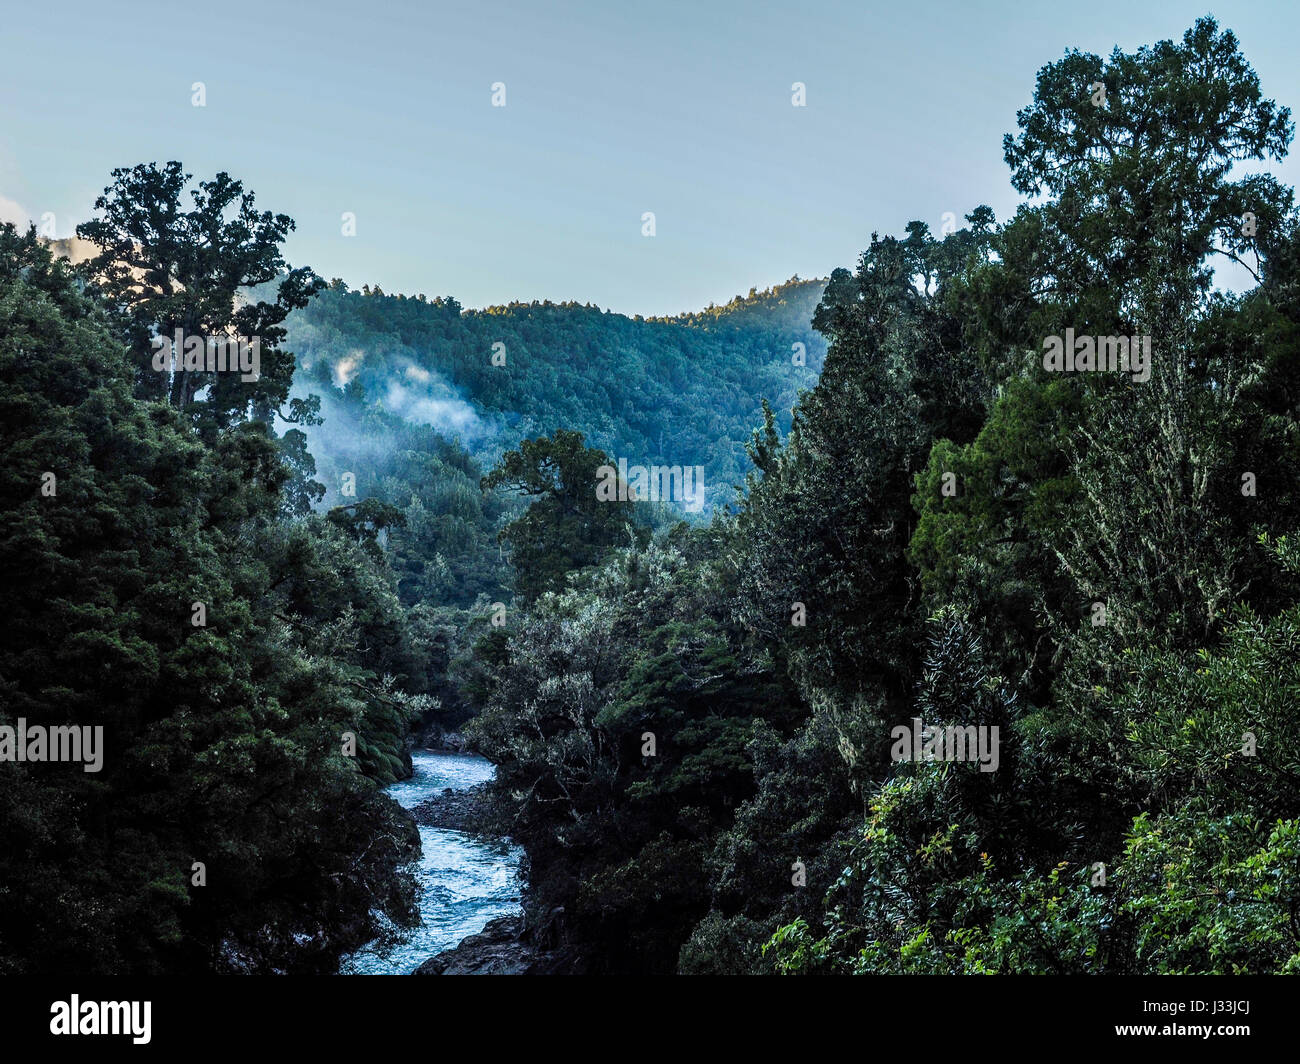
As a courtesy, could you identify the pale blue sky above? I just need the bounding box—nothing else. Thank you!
[2,0,1297,315]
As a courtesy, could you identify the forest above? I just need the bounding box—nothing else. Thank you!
[2,15,1299,976]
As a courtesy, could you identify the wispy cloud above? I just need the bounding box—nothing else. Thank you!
[382,374,485,442]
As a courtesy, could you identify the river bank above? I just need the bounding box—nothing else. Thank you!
[410,780,493,834]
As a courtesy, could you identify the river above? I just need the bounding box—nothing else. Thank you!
[339,750,523,975]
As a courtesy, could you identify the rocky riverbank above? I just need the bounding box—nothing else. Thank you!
[415,722,471,754]
[413,913,579,975]
[401,762,550,974]
[413,915,535,974]
[409,780,493,833]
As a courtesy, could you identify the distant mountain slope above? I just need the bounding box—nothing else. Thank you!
[284,277,828,514]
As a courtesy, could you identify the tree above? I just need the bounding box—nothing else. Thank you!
[76,161,325,432]
[1003,16,1292,304]
[481,429,640,602]
[0,222,421,973]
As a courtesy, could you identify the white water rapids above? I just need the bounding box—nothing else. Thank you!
[340,750,523,975]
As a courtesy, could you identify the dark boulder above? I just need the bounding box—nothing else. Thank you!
[413,916,533,975]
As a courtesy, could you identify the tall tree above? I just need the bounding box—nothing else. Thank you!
[77,161,324,432]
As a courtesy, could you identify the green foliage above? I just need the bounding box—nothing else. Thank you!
[0,213,421,974]
[470,18,1300,977]
[468,532,798,972]
[730,219,992,712]
[481,430,642,603]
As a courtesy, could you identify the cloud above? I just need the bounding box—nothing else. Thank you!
[0,194,30,228]
[382,378,485,441]
[334,351,364,387]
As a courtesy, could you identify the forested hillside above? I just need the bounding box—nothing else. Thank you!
[282,276,828,515]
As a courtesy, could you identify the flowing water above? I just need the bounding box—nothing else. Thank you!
[339,750,523,975]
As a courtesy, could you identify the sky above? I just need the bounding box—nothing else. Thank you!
[2,0,1298,317]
